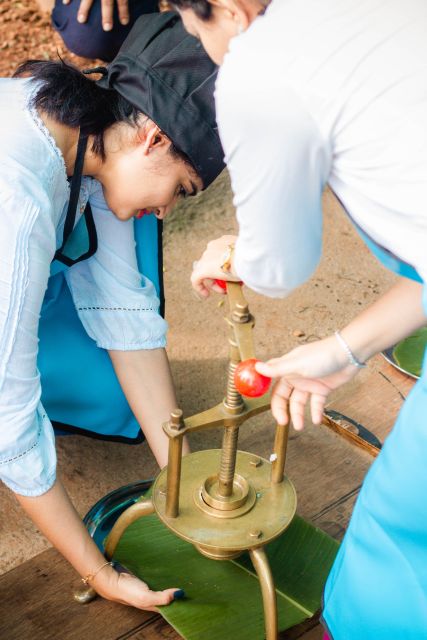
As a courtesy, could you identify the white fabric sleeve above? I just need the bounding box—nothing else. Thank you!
[0,182,57,496]
[65,181,168,351]
[216,70,331,298]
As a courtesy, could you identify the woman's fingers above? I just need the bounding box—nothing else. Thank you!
[77,0,94,23]
[270,378,292,425]
[288,388,309,431]
[190,271,211,298]
[150,589,183,607]
[77,0,128,29]
[310,392,327,425]
[100,0,115,30]
[115,0,129,25]
[115,573,181,610]
[270,376,332,430]
[137,586,180,609]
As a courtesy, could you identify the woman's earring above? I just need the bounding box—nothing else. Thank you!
[237,22,244,35]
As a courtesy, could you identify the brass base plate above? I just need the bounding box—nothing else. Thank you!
[153,450,297,554]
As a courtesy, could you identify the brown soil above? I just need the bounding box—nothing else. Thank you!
[0,0,396,574]
[0,0,99,77]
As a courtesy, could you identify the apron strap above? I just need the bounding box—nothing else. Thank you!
[54,133,98,267]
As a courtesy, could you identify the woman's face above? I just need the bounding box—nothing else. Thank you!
[94,119,203,221]
[179,6,238,65]
[178,1,264,65]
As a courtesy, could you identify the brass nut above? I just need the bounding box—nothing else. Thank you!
[249,529,263,539]
[170,409,184,431]
[232,303,251,323]
[249,458,262,468]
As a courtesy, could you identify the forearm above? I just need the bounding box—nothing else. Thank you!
[16,479,106,578]
[341,278,426,363]
[109,348,189,467]
[16,479,182,608]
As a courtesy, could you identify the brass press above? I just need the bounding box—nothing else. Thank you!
[77,283,297,639]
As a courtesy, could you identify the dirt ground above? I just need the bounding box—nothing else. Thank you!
[0,0,396,574]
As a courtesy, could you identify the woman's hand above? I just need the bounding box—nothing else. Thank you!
[67,0,130,31]
[256,279,427,429]
[93,564,181,611]
[191,235,239,298]
[256,336,360,430]
[16,481,182,613]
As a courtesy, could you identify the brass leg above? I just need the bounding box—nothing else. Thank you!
[104,498,155,559]
[166,434,183,518]
[271,422,289,484]
[249,547,278,640]
[74,498,155,604]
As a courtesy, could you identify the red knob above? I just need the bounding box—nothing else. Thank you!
[214,279,244,291]
[234,359,271,397]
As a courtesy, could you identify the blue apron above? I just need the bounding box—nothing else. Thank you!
[37,213,164,442]
[322,224,427,638]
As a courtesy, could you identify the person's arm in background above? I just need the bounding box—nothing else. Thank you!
[191,67,330,297]
[256,278,426,429]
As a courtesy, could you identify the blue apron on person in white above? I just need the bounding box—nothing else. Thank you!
[322,226,427,639]
[37,213,164,443]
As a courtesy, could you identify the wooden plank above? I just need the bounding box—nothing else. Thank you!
[278,617,321,639]
[125,617,182,639]
[294,625,324,640]
[311,489,359,541]
[127,616,325,640]
[0,548,156,640]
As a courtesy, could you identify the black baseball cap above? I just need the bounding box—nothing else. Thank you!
[97,12,225,188]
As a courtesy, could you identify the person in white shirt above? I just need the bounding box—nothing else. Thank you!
[173,0,427,637]
[0,13,223,610]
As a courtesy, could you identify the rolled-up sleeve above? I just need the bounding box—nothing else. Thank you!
[0,183,57,496]
[216,58,331,298]
[65,181,168,351]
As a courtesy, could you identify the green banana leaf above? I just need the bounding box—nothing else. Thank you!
[393,327,427,378]
[114,514,338,639]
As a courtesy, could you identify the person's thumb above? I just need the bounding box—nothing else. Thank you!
[255,358,290,378]
[151,588,184,607]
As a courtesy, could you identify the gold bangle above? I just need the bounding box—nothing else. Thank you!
[81,560,113,586]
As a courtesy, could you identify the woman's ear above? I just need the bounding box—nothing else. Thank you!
[209,0,254,29]
[139,121,170,156]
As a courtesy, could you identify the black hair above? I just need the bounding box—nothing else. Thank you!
[14,58,195,168]
[171,0,213,20]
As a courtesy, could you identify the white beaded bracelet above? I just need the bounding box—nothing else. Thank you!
[334,331,367,368]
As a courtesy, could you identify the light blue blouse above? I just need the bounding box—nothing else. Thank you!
[0,78,167,496]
